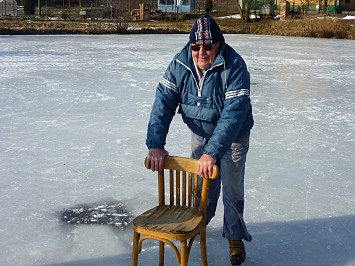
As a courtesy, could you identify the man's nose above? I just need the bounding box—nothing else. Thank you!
[199,48,207,55]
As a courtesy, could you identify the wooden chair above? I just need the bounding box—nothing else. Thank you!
[131,156,219,266]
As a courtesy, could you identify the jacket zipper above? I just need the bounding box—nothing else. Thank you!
[176,59,224,106]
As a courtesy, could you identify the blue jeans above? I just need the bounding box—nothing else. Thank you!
[191,132,252,242]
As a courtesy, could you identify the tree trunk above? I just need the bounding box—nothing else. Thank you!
[235,0,254,22]
[235,0,245,21]
[245,1,251,22]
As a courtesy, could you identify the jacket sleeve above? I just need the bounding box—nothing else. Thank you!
[146,59,180,149]
[202,57,251,160]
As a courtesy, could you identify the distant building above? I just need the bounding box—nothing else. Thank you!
[158,0,196,12]
[343,0,355,10]
[326,0,343,13]
[240,0,349,13]
[0,0,18,16]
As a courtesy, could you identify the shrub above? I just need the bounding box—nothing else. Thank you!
[24,0,35,15]
[205,0,213,13]
[308,18,349,39]
[61,10,69,20]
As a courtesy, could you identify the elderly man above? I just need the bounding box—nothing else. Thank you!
[145,14,253,265]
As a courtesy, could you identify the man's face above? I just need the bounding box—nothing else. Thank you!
[191,42,220,70]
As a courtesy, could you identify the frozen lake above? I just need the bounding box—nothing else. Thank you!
[0,34,354,266]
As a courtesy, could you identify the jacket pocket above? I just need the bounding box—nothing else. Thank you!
[178,103,220,123]
[186,92,213,107]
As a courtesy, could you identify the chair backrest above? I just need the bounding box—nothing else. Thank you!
[154,156,219,222]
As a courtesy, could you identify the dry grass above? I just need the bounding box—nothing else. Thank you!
[277,18,352,39]
[1,17,354,39]
[215,17,355,39]
[0,20,128,34]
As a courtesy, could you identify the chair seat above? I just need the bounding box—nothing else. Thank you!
[132,205,203,241]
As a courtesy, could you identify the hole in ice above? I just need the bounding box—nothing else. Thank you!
[61,201,133,229]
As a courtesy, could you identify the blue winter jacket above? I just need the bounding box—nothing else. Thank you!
[146,41,254,161]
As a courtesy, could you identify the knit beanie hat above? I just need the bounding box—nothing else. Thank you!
[189,14,224,44]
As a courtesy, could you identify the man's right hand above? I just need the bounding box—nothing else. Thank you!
[145,148,169,172]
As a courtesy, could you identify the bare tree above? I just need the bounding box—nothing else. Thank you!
[235,0,254,22]
[301,0,310,15]
[301,0,318,15]
[322,0,328,13]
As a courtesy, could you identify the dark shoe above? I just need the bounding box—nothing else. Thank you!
[229,239,246,265]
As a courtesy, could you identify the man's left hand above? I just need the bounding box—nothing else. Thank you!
[198,154,216,179]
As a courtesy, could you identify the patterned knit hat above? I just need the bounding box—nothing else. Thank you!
[189,14,224,44]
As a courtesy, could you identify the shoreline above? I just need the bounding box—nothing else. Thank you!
[1,18,354,39]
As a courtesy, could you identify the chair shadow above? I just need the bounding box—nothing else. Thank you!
[46,214,355,266]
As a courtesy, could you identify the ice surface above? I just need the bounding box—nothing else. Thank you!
[0,34,354,266]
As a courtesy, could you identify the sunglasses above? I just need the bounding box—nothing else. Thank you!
[191,44,213,52]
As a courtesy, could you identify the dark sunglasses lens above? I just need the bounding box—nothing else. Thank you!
[191,45,200,51]
[204,45,213,51]
[191,44,213,52]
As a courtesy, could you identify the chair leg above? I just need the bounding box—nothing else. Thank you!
[132,231,140,266]
[181,240,188,266]
[200,230,208,266]
[159,241,164,266]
